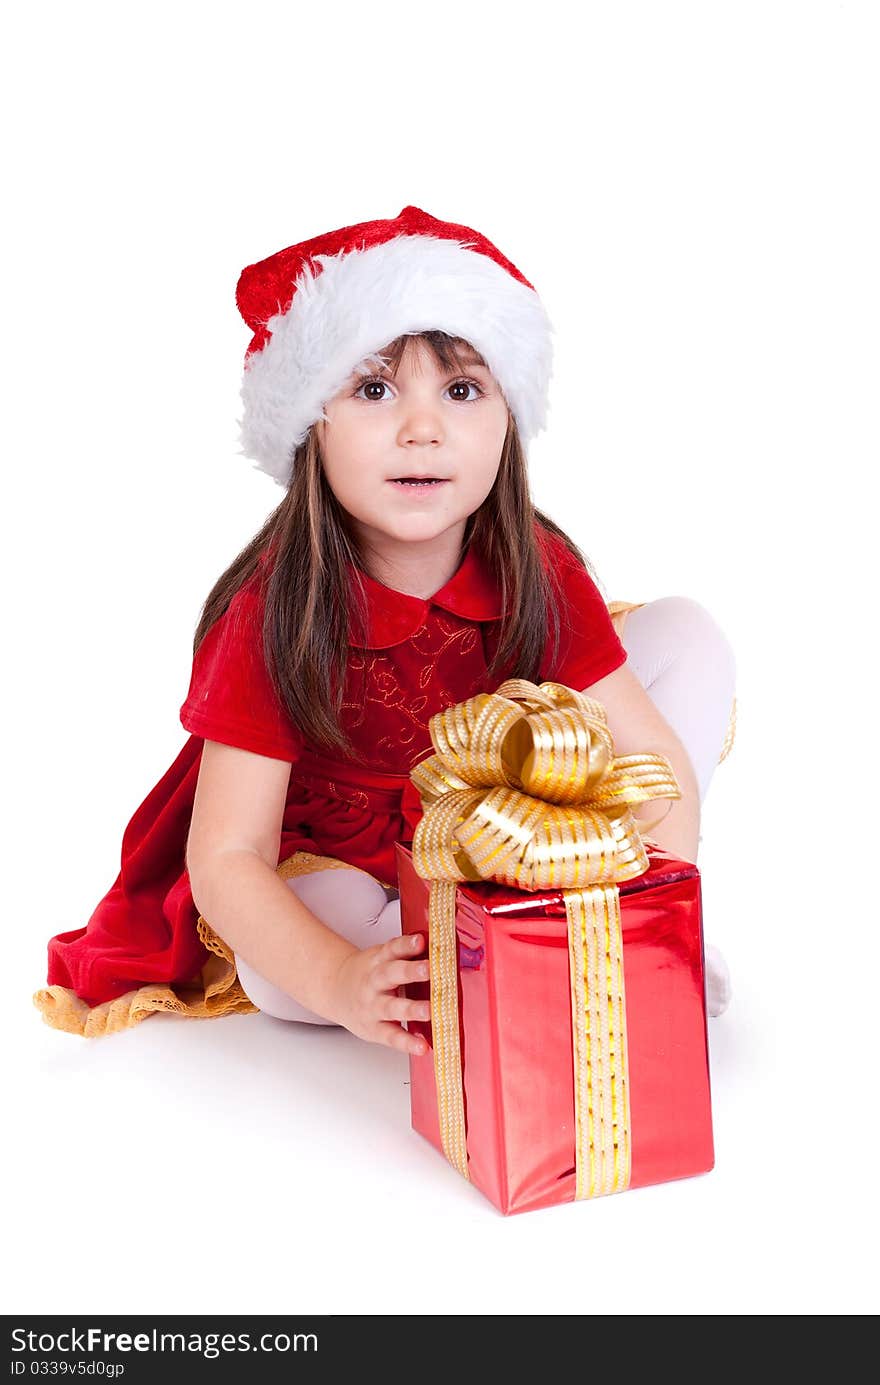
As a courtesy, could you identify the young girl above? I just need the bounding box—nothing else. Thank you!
[33,204,737,1046]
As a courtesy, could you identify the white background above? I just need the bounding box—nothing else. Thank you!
[4,0,877,1316]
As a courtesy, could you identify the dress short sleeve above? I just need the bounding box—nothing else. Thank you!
[538,530,628,691]
[179,576,304,763]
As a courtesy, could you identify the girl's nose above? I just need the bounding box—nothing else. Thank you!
[398,414,443,445]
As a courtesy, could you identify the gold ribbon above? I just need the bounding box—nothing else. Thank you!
[408,679,681,1199]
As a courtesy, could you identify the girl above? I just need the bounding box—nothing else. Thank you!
[33,204,737,1046]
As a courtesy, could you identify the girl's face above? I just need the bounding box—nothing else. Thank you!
[315,338,509,553]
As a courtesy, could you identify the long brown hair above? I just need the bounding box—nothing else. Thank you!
[193,331,605,762]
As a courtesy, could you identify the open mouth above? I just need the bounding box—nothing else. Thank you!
[389,477,449,489]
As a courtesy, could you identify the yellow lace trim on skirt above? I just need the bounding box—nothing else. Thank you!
[32,850,379,1039]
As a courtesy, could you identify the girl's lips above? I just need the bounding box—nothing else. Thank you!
[388,479,450,493]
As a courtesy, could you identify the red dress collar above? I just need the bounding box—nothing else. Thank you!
[258,538,505,649]
[346,541,504,649]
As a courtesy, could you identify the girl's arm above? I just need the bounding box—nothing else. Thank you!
[186,741,430,1054]
[186,740,358,1022]
[191,849,359,1022]
[581,663,701,864]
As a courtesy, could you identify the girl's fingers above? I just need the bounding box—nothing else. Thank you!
[381,996,431,1024]
[377,1020,429,1056]
[376,934,427,985]
[388,930,426,963]
[382,957,430,989]
[387,932,425,958]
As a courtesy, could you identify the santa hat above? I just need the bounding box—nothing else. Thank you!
[235,204,554,487]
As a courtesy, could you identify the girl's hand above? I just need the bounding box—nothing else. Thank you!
[331,932,432,1057]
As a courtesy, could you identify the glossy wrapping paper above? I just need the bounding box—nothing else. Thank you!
[396,840,714,1216]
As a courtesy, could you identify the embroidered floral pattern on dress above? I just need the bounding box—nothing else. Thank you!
[342,615,490,769]
[324,781,371,812]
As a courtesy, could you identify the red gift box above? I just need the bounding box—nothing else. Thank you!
[395,838,714,1216]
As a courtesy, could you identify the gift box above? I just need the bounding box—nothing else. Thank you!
[395,677,714,1217]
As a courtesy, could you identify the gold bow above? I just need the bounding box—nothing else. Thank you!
[408,678,681,1200]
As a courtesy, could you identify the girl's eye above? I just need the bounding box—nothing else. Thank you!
[354,377,485,403]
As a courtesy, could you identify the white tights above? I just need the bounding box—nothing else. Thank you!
[234,596,737,1023]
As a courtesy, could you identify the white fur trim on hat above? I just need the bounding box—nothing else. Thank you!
[237,234,554,487]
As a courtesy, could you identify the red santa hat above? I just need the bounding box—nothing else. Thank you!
[235,204,554,487]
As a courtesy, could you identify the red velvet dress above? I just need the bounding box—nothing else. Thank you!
[34,526,628,1035]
